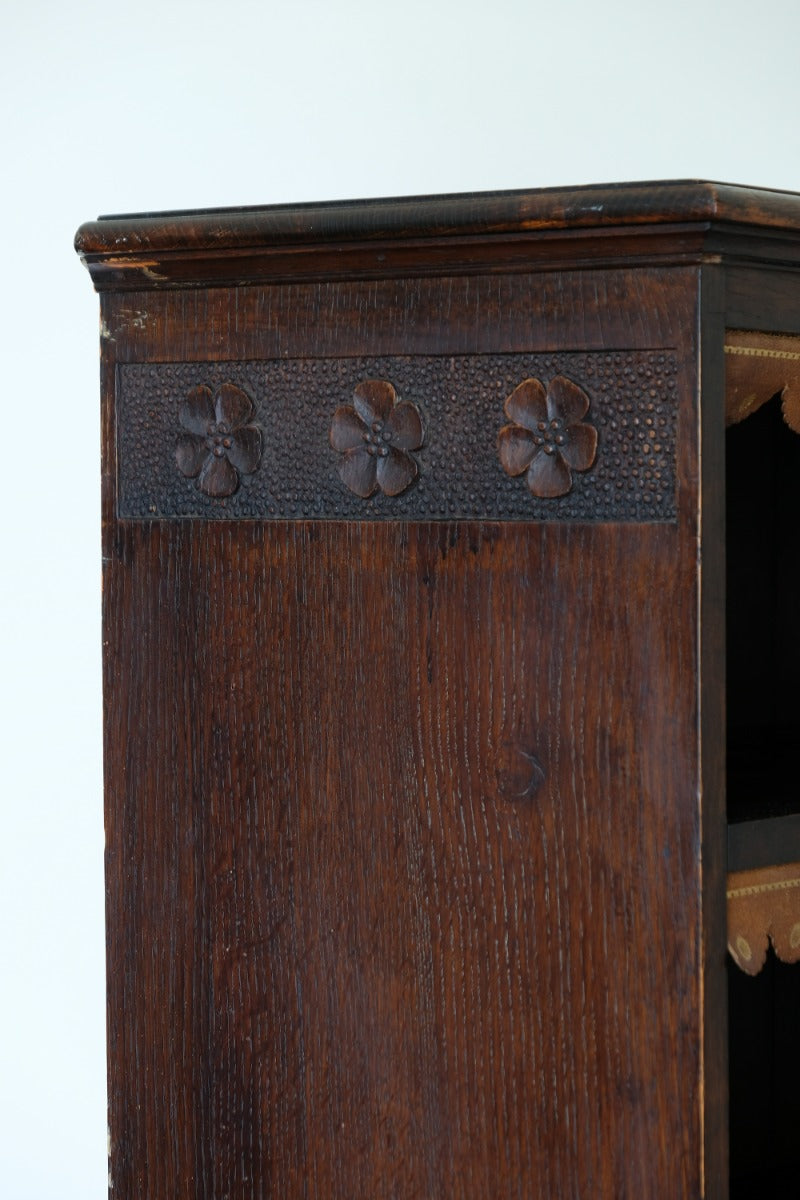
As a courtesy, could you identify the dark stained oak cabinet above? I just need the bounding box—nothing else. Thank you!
[76,182,800,1198]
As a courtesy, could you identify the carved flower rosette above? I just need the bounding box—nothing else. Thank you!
[330,380,424,498]
[176,383,263,499]
[498,375,598,498]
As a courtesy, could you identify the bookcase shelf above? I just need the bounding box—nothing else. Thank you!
[76,181,800,1199]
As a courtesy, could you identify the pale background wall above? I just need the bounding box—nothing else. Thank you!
[1,1,798,1195]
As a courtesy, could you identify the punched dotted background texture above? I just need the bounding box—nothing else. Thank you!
[116,351,678,521]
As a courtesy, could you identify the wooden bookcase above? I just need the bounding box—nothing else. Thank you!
[76,181,800,1198]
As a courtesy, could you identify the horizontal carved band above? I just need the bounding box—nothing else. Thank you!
[116,351,678,521]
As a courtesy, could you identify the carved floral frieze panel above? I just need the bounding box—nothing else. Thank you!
[115,351,677,521]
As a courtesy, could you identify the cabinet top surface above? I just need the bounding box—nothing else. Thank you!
[75,179,800,290]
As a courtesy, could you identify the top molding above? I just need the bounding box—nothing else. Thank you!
[75,179,800,291]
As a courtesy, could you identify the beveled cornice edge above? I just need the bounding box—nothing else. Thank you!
[76,181,800,252]
[75,180,800,291]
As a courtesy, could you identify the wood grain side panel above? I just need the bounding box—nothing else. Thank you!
[104,518,700,1199]
[100,267,705,1198]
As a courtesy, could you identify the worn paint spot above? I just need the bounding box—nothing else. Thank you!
[118,309,149,330]
[101,256,161,270]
